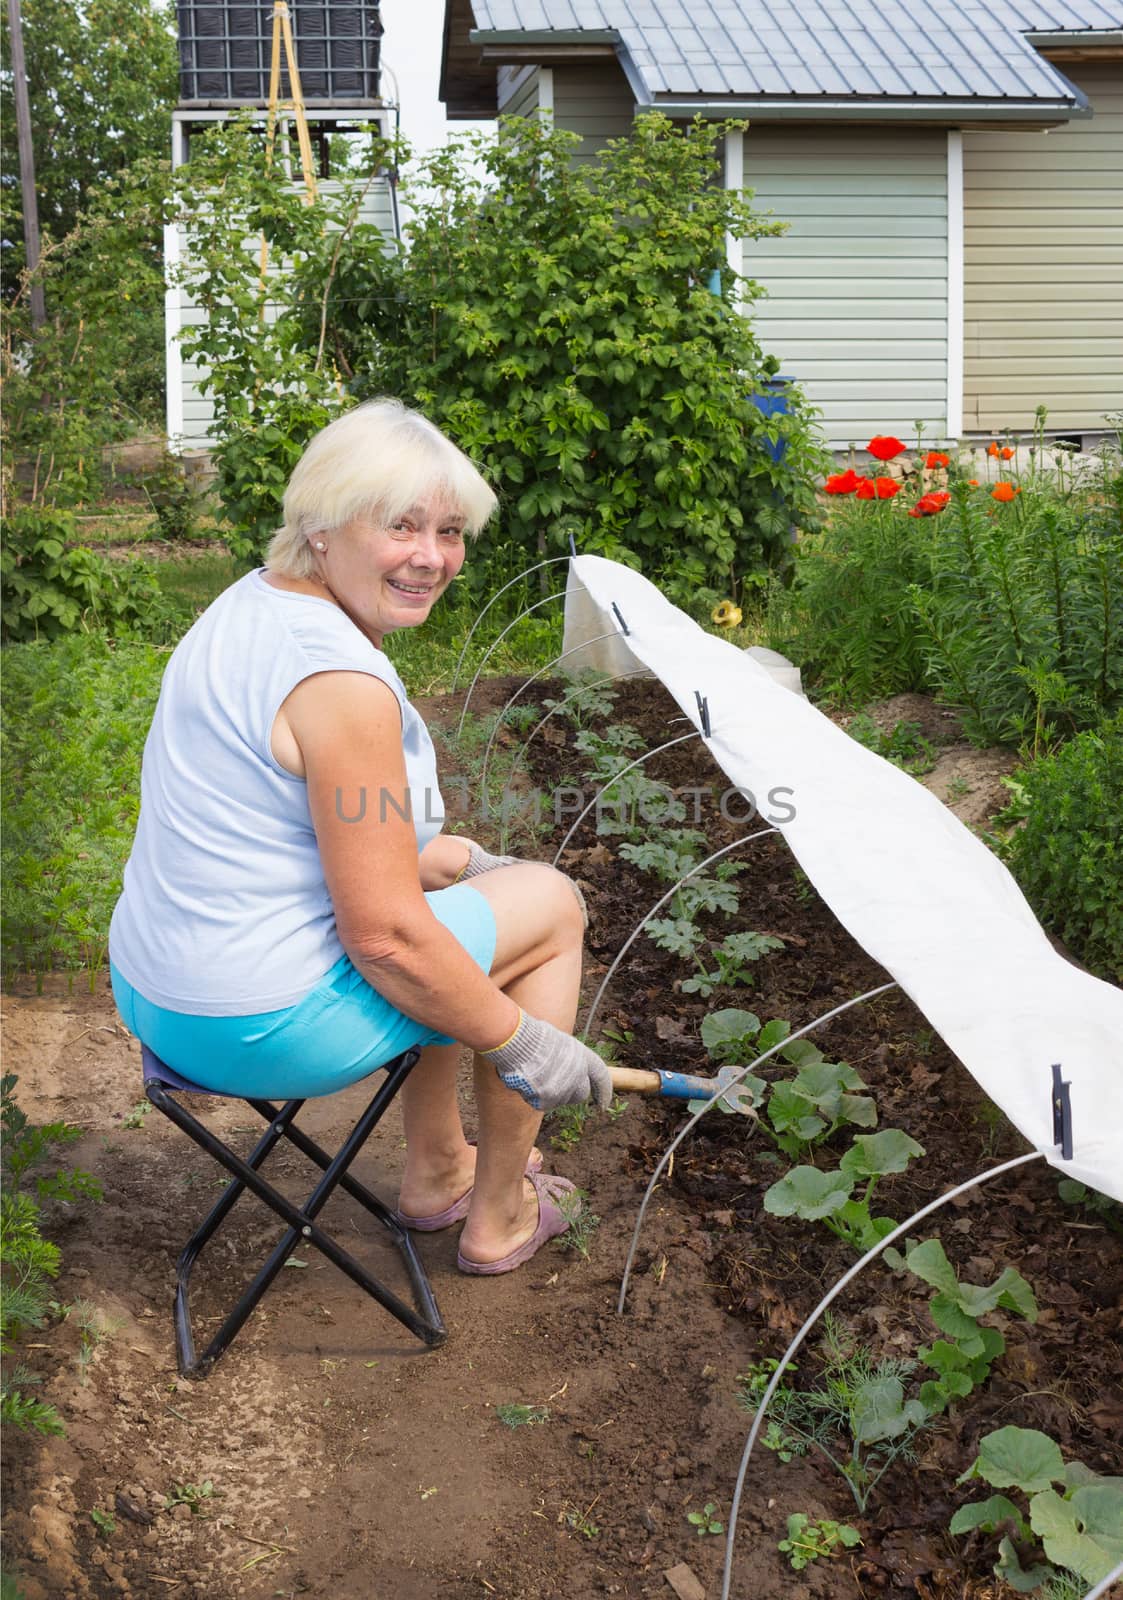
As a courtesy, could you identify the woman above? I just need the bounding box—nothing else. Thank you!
[109,399,611,1275]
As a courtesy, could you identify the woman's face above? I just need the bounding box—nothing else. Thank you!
[320,492,468,646]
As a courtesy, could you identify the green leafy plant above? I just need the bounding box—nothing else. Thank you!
[1056,1178,1123,1233]
[2,635,165,978]
[141,451,196,541]
[541,677,620,732]
[554,1189,600,1261]
[693,1011,876,1153]
[763,1130,925,1252]
[687,1501,725,1537]
[886,1237,1037,1414]
[547,1100,597,1154]
[777,1512,861,1570]
[739,1324,932,1512]
[561,1503,600,1539]
[89,1507,117,1539]
[998,714,1123,982]
[163,1481,215,1514]
[1,1074,102,1436]
[951,1426,1123,1591]
[494,1403,551,1428]
[0,508,177,644]
[679,931,786,998]
[846,714,936,776]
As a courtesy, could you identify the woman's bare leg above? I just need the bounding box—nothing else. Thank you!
[395,1042,476,1219]
[458,864,585,1264]
[395,861,577,1229]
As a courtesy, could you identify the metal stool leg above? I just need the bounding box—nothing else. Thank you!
[146,1050,446,1376]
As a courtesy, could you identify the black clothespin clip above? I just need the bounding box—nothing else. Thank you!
[1051,1062,1073,1161]
[694,692,711,737]
[611,602,629,636]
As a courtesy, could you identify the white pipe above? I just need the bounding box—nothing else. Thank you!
[946,130,964,442]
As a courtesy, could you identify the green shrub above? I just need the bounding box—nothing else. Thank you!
[1001,715,1123,982]
[771,443,1123,744]
[1,508,178,643]
[1,635,166,977]
[301,112,829,592]
[141,451,197,541]
[1,1073,102,1437]
[769,493,932,703]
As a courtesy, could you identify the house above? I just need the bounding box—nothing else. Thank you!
[441,0,1123,449]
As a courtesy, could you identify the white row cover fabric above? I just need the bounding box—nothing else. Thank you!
[565,554,1123,1201]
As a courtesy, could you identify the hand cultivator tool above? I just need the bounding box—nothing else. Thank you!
[608,1065,758,1116]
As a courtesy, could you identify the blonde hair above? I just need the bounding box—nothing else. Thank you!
[265,398,498,579]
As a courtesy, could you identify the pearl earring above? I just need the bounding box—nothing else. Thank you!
[314,541,326,551]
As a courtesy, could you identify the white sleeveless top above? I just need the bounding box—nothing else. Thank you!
[109,570,444,1015]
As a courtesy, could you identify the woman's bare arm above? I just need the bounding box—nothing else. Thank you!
[282,671,520,1051]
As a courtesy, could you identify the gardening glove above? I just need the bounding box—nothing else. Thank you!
[454,841,589,929]
[455,841,519,879]
[483,1010,613,1112]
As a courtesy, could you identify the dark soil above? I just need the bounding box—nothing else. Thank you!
[3,676,1120,1600]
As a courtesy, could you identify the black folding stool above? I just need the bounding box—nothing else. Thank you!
[142,1044,447,1377]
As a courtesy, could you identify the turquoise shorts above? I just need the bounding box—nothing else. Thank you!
[110,883,497,1100]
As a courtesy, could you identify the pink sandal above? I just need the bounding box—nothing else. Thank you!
[396,1145,544,1232]
[456,1173,576,1276]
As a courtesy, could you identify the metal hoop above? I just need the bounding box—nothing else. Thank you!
[615,980,899,1315]
[719,1149,1045,1600]
[584,830,779,1044]
[549,731,702,867]
[456,590,570,739]
[467,627,623,806]
[450,555,573,692]
[497,668,652,853]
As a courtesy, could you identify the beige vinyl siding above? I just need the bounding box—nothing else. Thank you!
[738,129,949,448]
[552,62,635,161]
[497,64,542,121]
[963,62,1123,435]
[174,179,395,448]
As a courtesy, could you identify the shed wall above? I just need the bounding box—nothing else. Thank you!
[738,127,950,448]
[962,60,1123,435]
[497,64,542,120]
[170,177,395,448]
[552,62,635,159]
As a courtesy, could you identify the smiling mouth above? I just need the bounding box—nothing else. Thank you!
[387,579,435,596]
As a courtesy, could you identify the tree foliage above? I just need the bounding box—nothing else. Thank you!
[0,0,177,274]
[315,115,828,600]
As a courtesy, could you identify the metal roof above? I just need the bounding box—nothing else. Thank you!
[461,0,1122,111]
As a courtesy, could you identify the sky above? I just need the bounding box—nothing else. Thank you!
[379,0,488,155]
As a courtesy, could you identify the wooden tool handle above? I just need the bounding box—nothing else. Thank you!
[608,1066,664,1094]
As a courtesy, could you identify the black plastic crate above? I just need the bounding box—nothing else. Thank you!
[176,1,382,103]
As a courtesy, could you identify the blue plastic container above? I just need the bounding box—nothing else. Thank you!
[748,375,794,464]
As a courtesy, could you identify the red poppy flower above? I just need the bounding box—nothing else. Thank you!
[908,491,951,517]
[968,478,980,487]
[824,469,861,495]
[925,452,950,469]
[868,435,906,462]
[875,477,901,499]
[855,476,876,499]
[1001,446,1015,461]
[991,482,1020,503]
[987,442,1000,458]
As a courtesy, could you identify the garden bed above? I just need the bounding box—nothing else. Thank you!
[2,677,1119,1600]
